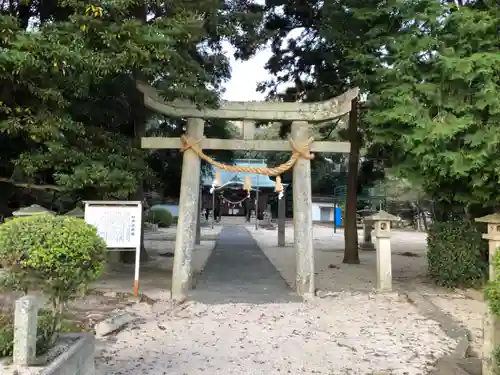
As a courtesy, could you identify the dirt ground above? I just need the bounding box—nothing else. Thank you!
[93,225,221,299]
[0,224,222,328]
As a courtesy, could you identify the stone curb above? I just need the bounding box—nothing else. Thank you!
[404,291,481,375]
[39,333,95,375]
[405,291,470,358]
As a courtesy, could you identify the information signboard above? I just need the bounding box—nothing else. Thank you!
[84,204,141,248]
[84,201,143,296]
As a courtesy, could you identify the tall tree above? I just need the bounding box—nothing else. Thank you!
[343,98,360,263]
[0,0,264,206]
[0,0,264,264]
[253,0,394,261]
[364,0,500,216]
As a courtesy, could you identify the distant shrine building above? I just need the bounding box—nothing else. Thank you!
[201,159,288,218]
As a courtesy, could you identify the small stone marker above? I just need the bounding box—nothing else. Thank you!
[475,213,500,375]
[13,296,39,366]
[365,210,398,292]
[63,206,85,218]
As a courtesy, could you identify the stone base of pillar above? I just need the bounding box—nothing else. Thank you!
[376,237,392,292]
[359,242,375,251]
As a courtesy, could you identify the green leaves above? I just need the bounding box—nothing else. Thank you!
[0,214,107,309]
[364,1,500,206]
[0,0,260,198]
[427,219,487,288]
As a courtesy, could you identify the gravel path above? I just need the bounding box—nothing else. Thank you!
[191,226,300,304]
[97,293,456,375]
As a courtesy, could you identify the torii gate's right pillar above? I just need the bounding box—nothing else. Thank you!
[291,121,315,296]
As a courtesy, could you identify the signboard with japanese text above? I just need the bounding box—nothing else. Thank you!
[84,202,142,249]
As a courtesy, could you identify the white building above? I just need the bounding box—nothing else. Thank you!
[311,196,341,224]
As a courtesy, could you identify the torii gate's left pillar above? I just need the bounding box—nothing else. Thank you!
[172,117,204,300]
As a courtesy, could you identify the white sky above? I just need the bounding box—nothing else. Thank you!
[221,41,272,102]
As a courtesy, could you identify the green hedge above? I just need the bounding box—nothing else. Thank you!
[145,207,174,228]
[485,250,500,315]
[485,242,500,369]
[484,249,500,316]
[427,219,487,288]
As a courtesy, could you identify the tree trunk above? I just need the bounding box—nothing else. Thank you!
[343,98,360,264]
[121,64,150,263]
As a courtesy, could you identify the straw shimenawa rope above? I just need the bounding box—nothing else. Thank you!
[180,134,315,193]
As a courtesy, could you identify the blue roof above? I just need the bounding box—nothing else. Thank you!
[202,159,276,189]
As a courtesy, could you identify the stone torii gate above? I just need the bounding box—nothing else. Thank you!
[137,81,359,301]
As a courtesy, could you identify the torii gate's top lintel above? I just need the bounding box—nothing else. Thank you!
[136,81,359,122]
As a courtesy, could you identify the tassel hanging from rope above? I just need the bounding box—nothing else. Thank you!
[214,171,221,186]
[274,176,283,193]
[275,176,284,200]
[244,175,252,197]
[210,170,221,194]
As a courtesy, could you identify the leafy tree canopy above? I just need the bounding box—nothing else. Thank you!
[255,0,499,210]
[0,0,264,208]
[363,1,500,207]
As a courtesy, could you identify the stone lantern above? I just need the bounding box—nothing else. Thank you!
[360,209,377,251]
[365,210,398,292]
[475,213,500,375]
[64,206,85,218]
[12,204,55,217]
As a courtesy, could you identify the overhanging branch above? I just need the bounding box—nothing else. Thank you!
[0,177,62,191]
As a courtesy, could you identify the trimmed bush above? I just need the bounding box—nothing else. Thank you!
[0,214,106,355]
[484,240,500,369]
[427,219,487,288]
[485,249,500,315]
[0,311,13,357]
[145,207,173,228]
[0,214,107,311]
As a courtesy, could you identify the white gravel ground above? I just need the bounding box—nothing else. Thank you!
[97,293,456,375]
[247,223,486,356]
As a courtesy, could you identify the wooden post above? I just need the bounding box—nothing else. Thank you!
[195,184,201,245]
[476,214,500,375]
[333,198,337,233]
[278,193,285,246]
[172,117,204,301]
[255,179,259,230]
[291,121,315,297]
[343,97,360,264]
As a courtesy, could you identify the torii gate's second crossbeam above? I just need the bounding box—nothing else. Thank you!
[138,81,359,301]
